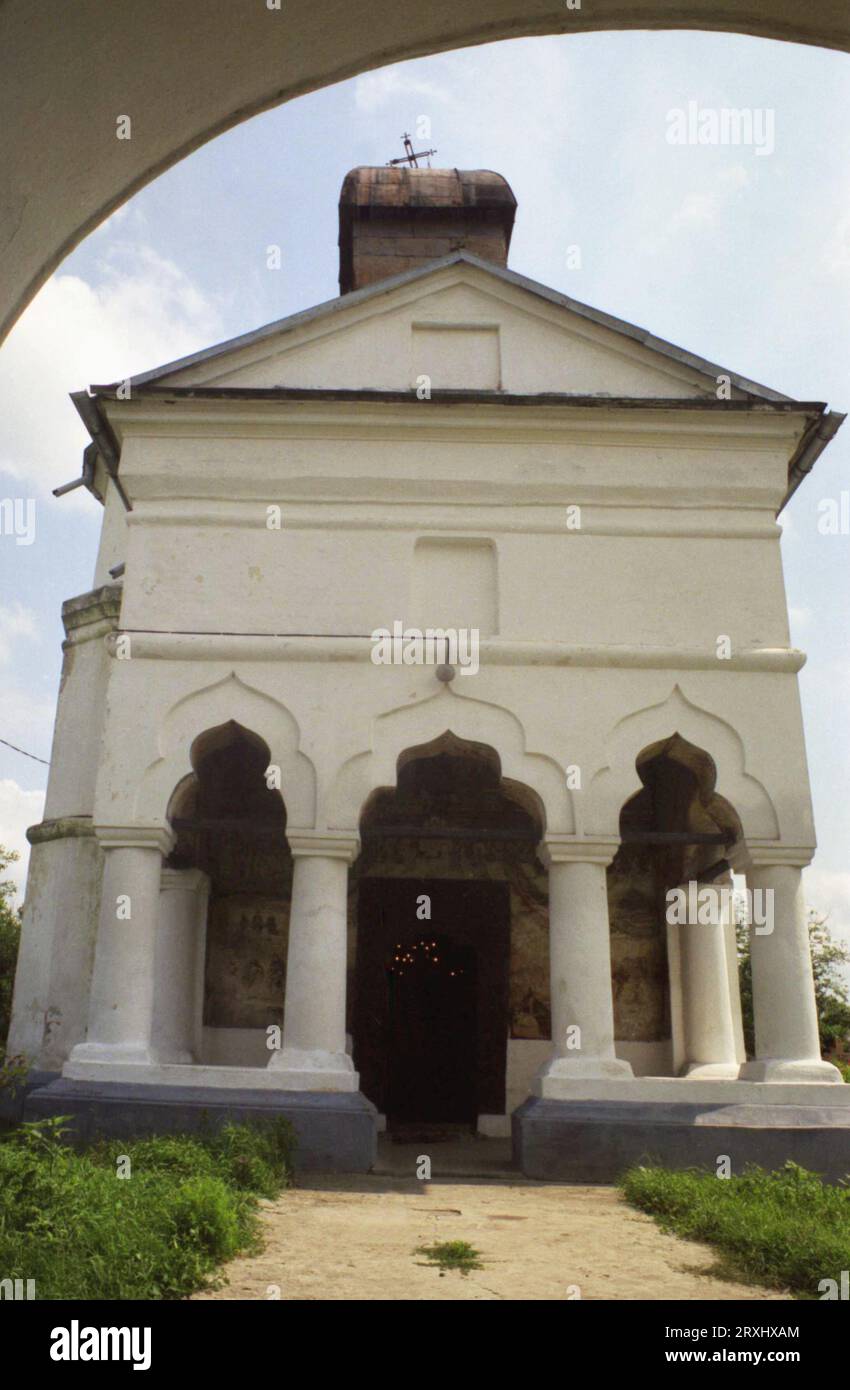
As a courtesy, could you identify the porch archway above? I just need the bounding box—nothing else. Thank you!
[351,731,547,1131]
[609,731,745,1076]
[164,719,292,1067]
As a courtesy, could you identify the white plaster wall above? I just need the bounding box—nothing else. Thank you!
[117,508,791,651]
[91,654,811,849]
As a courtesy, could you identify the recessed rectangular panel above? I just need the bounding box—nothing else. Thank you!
[411,323,500,390]
[411,537,498,635]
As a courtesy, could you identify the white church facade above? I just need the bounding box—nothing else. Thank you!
[10,167,850,1176]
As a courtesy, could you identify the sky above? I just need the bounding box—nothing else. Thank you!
[0,28,848,953]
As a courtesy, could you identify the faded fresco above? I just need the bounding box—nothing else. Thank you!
[607,843,670,1041]
[199,826,293,1030]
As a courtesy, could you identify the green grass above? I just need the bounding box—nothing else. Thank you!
[621,1161,850,1298]
[0,1114,295,1300]
[415,1239,484,1276]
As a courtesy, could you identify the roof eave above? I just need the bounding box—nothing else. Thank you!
[781,407,847,513]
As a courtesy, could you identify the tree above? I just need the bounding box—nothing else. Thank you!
[737,907,850,1058]
[0,845,22,1052]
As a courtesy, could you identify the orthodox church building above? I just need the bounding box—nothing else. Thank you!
[9,167,850,1176]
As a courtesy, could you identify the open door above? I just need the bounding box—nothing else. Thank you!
[355,878,510,1127]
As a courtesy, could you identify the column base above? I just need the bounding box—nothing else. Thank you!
[534,1053,633,1097]
[266,1048,359,1092]
[66,1041,159,1073]
[739,1057,843,1083]
[682,1061,742,1079]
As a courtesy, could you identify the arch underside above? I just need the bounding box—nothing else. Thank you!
[2,0,848,342]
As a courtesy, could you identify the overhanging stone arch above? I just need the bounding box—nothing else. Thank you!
[134,672,316,828]
[4,1,848,344]
[587,684,780,841]
[326,688,574,833]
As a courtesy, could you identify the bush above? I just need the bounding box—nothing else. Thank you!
[0,1115,295,1300]
[621,1161,850,1297]
[0,847,21,1055]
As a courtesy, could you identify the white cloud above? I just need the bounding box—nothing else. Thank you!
[824,193,850,276]
[672,190,721,229]
[788,604,812,634]
[0,602,38,665]
[354,66,449,114]
[0,779,45,904]
[670,164,751,231]
[718,164,750,191]
[0,245,223,501]
[804,868,850,991]
[1,680,56,765]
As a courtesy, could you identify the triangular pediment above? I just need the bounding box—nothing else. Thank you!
[130,253,787,403]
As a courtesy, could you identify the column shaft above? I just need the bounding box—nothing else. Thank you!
[679,872,740,1077]
[154,868,209,1063]
[535,851,632,1097]
[66,837,168,1070]
[268,839,358,1091]
[741,863,840,1082]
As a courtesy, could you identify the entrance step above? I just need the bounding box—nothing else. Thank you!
[374,1132,517,1180]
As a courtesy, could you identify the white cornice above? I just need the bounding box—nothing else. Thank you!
[126,499,781,540]
[110,399,805,448]
[105,631,806,673]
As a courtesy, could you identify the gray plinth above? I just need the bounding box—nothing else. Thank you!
[513,1096,850,1183]
[0,1069,61,1125]
[23,1079,378,1172]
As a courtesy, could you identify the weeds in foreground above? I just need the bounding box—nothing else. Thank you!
[621,1161,850,1298]
[415,1239,484,1276]
[0,1115,295,1299]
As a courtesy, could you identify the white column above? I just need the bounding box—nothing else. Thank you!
[679,869,740,1078]
[153,868,210,1064]
[534,838,632,1098]
[65,826,174,1074]
[740,852,841,1083]
[267,832,359,1091]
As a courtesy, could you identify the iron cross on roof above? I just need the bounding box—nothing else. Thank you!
[387,133,437,168]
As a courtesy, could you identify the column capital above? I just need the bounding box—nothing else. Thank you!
[745,843,814,870]
[539,835,619,868]
[287,829,360,862]
[94,823,175,856]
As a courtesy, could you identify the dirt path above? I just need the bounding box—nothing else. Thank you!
[194,1175,786,1301]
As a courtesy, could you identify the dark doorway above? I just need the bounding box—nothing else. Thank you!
[355,878,510,1127]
